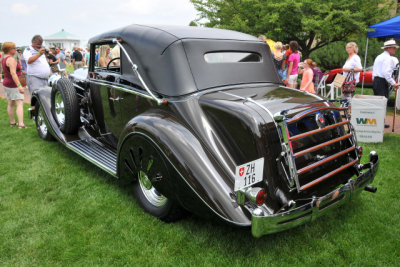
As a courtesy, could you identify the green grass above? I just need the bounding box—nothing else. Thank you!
[66,63,74,74]
[0,98,399,266]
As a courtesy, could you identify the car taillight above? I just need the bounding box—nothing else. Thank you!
[256,190,267,205]
[245,187,267,206]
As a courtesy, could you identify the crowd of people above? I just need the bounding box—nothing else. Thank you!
[1,33,399,130]
[261,36,398,120]
[0,34,91,129]
[263,37,323,94]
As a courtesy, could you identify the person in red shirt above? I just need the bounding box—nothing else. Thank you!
[1,42,27,128]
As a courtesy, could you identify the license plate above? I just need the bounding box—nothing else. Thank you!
[234,158,264,191]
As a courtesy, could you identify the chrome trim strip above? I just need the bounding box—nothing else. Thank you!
[88,80,155,101]
[111,38,164,105]
[277,120,299,190]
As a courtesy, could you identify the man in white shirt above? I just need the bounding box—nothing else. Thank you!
[372,40,399,128]
[372,40,399,99]
[23,35,50,97]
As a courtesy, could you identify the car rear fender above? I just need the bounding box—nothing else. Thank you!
[117,110,252,225]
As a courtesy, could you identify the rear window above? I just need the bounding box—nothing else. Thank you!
[204,52,261,63]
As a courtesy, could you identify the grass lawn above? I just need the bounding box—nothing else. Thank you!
[0,98,399,266]
[66,63,74,74]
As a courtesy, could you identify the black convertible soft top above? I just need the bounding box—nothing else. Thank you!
[89,24,281,97]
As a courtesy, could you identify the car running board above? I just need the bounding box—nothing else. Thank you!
[67,139,117,177]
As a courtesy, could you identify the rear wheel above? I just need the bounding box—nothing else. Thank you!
[124,135,184,222]
[51,78,80,134]
[35,103,55,141]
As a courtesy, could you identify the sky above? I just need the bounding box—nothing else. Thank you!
[0,0,199,47]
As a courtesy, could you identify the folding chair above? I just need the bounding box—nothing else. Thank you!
[315,75,328,96]
[326,74,345,100]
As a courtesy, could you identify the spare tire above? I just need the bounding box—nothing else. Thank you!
[51,78,80,134]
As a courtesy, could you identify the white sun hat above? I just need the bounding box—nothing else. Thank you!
[381,40,399,49]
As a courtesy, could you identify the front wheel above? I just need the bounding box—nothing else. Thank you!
[35,103,55,141]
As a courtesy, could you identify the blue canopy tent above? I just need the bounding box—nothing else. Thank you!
[368,15,400,38]
[362,15,400,93]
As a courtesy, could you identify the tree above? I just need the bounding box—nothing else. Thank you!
[190,0,394,58]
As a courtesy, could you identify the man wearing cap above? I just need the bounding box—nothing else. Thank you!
[372,40,399,98]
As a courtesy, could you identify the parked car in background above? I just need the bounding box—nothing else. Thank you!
[31,24,379,237]
[325,66,373,87]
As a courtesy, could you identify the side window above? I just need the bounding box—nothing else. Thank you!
[94,43,121,73]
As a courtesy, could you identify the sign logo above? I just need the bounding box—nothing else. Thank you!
[239,167,245,176]
[356,118,377,125]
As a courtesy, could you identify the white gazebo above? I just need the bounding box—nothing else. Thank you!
[44,29,82,51]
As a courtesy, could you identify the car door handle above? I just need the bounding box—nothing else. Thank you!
[109,97,124,102]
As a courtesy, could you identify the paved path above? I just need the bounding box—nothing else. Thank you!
[0,82,399,133]
[385,113,400,133]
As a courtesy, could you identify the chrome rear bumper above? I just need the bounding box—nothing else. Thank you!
[251,151,379,238]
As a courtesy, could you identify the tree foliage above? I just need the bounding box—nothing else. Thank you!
[190,0,394,58]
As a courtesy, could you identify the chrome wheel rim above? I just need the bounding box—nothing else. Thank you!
[54,91,65,125]
[138,157,167,207]
[37,107,48,135]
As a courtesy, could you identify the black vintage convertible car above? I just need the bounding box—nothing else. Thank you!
[31,24,379,237]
